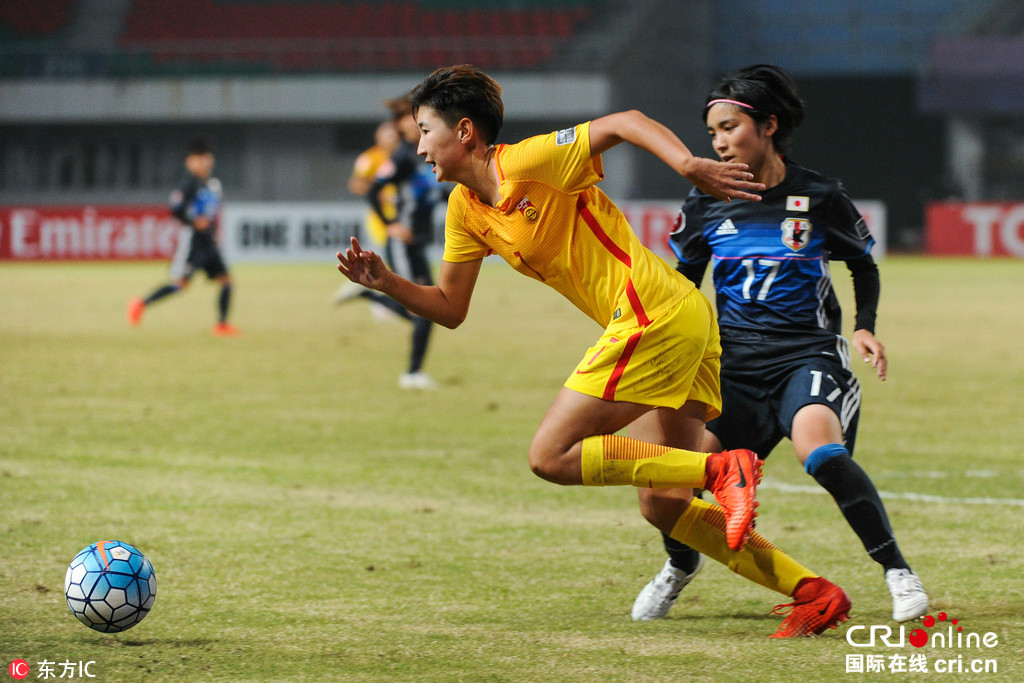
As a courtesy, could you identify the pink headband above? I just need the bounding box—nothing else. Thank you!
[706,98,754,109]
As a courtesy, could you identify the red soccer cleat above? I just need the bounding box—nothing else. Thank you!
[769,577,851,638]
[212,322,241,337]
[126,297,145,326]
[705,449,762,551]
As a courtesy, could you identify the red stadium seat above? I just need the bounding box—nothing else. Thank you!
[0,0,76,37]
[117,0,589,72]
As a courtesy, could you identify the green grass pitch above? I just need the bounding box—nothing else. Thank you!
[1,256,1022,682]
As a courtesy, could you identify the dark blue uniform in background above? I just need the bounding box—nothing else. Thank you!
[169,173,227,281]
[364,138,449,380]
[671,160,879,458]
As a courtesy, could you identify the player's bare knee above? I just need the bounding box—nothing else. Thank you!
[527,447,569,485]
[637,493,660,526]
[638,489,693,531]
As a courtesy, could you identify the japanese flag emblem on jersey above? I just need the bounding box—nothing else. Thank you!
[786,195,809,211]
[781,217,812,251]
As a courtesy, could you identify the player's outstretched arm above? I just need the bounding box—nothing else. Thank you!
[336,237,482,329]
[588,110,765,202]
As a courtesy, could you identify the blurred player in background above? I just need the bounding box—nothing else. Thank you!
[631,64,928,624]
[334,118,401,320]
[341,119,401,248]
[127,138,239,337]
[335,96,449,390]
[338,64,852,637]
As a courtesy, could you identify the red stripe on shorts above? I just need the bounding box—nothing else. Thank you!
[603,330,643,401]
[625,278,651,327]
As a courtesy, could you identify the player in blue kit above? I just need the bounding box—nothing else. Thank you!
[631,65,928,626]
[334,95,449,389]
[127,138,239,336]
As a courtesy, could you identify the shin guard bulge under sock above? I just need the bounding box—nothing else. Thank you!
[580,434,708,488]
[668,498,816,596]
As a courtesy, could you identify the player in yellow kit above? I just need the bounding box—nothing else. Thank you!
[347,119,400,247]
[333,120,400,306]
[337,65,850,637]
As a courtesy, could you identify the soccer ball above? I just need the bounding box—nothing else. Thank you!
[63,540,157,633]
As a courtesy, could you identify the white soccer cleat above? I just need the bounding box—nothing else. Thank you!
[368,302,399,321]
[631,556,706,621]
[885,568,929,622]
[399,371,438,390]
[332,282,364,306]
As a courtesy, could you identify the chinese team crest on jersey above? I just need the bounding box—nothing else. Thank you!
[516,196,539,221]
[781,217,812,250]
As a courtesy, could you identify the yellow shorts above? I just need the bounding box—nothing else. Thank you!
[364,185,398,247]
[563,288,722,419]
[365,212,388,247]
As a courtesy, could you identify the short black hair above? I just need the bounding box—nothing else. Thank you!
[704,64,805,155]
[187,138,214,156]
[409,65,504,146]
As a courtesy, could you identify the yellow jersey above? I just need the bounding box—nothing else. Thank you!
[442,122,694,329]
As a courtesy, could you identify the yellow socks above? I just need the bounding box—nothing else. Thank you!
[579,435,813,597]
[669,497,815,596]
[580,434,708,488]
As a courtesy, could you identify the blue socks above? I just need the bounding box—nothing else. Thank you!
[804,443,849,476]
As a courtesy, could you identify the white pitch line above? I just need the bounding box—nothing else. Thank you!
[759,480,1024,507]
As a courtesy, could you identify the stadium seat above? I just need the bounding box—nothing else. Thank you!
[0,0,75,38]
[117,0,592,73]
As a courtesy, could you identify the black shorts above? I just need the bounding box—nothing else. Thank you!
[385,239,433,286]
[171,228,228,280]
[707,327,861,459]
[187,243,229,279]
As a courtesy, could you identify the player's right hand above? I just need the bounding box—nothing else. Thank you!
[684,157,765,202]
[337,237,389,289]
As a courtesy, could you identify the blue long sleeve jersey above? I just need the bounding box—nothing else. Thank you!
[169,173,222,247]
[670,160,879,336]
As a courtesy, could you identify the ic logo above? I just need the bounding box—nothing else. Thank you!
[9,660,29,680]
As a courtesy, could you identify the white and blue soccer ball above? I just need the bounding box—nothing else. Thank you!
[64,541,157,633]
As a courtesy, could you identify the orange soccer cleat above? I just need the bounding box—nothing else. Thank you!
[769,577,851,638]
[212,322,241,337]
[705,449,762,551]
[126,297,145,326]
